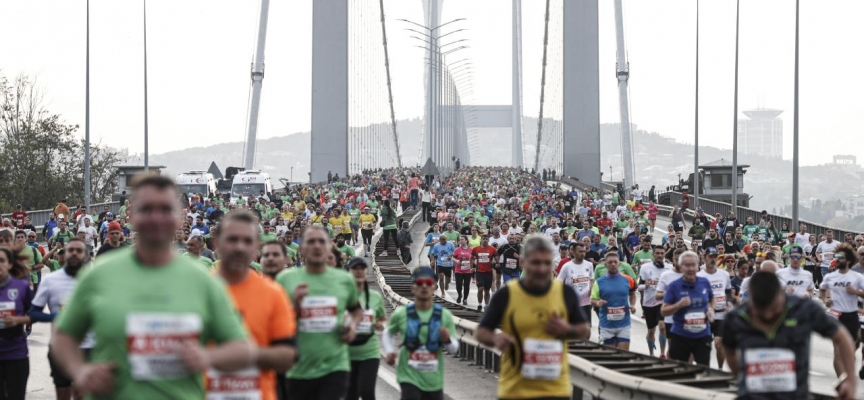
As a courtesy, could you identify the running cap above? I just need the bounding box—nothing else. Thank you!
[107,222,122,233]
[411,266,436,281]
[705,247,719,255]
[346,257,368,270]
[788,246,804,255]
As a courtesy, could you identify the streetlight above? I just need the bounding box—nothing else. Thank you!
[399,18,465,32]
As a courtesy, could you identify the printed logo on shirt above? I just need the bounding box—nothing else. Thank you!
[6,289,17,301]
[833,282,852,287]
[786,280,805,286]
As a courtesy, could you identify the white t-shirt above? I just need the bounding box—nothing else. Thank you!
[816,240,841,269]
[489,236,508,262]
[557,260,594,307]
[794,232,811,247]
[697,269,733,319]
[640,262,672,308]
[776,267,814,299]
[31,268,95,348]
[545,227,562,238]
[819,270,864,313]
[657,271,683,324]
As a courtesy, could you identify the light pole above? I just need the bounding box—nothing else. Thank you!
[693,0,699,210]
[143,0,149,172]
[792,0,800,227]
[85,0,91,209]
[731,0,740,208]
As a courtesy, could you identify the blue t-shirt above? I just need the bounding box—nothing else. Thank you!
[430,242,456,268]
[663,277,714,338]
[593,273,636,329]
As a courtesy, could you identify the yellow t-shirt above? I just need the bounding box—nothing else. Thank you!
[359,214,376,230]
[330,216,344,234]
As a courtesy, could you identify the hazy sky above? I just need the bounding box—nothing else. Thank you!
[2,0,862,167]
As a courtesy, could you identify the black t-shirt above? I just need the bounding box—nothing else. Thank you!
[479,280,588,330]
[730,276,745,299]
[96,242,126,256]
[459,225,474,235]
[585,250,601,265]
[497,244,522,270]
[702,237,722,250]
[723,296,839,399]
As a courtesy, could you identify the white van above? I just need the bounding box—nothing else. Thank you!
[231,170,273,203]
[176,171,218,199]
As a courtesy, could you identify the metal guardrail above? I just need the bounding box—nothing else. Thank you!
[0,201,121,242]
[657,190,864,240]
[371,208,742,400]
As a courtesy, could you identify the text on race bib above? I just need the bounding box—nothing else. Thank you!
[683,312,707,333]
[744,348,796,393]
[206,367,261,400]
[299,296,339,333]
[521,338,563,380]
[0,302,14,329]
[458,260,472,273]
[407,346,439,372]
[505,259,518,269]
[126,313,202,380]
[357,310,374,335]
[714,295,727,311]
[606,306,626,321]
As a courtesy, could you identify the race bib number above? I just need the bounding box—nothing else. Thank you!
[683,312,707,333]
[206,367,261,400]
[607,306,626,321]
[478,254,490,263]
[357,310,374,335]
[439,256,450,264]
[744,348,796,393]
[407,346,439,372]
[828,309,841,319]
[677,221,683,228]
[571,277,591,291]
[0,302,14,329]
[126,313,202,380]
[458,260,472,273]
[505,259,518,270]
[714,296,727,311]
[299,296,338,333]
[521,338,563,380]
[362,222,372,229]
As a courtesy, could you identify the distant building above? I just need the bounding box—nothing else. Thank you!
[737,108,783,159]
[844,194,864,217]
[833,154,858,170]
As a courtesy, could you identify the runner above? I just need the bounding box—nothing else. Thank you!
[260,241,289,280]
[210,210,297,400]
[818,243,864,378]
[476,234,589,400]
[662,250,715,366]
[383,267,458,400]
[471,235,497,311]
[346,258,386,400]
[52,174,253,399]
[696,247,732,369]
[452,235,473,305]
[639,245,672,357]
[816,229,841,280]
[0,246,33,400]
[488,227,508,292]
[723,271,857,400]
[591,251,637,350]
[28,239,90,400]
[556,242,594,328]
[276,226,364,400]
[655,248,686,358]
[359,207,376,256]
[95,221,126,256]
[775,246,814,298]
[428,235,455,298]
[497,234,522,283]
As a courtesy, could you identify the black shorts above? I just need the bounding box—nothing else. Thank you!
[437,266,452,279]
[581,305,593,325]
[49,347,91,388]
[643,305,662,329]
[710,319,724,338]
[838,312,861,342]
[475,271,493,289]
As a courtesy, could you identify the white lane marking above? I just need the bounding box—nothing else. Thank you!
[809,370,826,377]
[377,364,400,389]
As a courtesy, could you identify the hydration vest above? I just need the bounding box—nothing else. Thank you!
[404,303,443,352]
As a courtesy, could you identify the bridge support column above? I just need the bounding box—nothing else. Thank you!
[310,0,348,182]
[563,0,600,187]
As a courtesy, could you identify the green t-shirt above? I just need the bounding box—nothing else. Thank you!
[250,262,262,273]
[285,243,299,262]
[48,259,62,272]
[55,248,247,400]
[742,224,758,238]
[349,209,361,225]
[260,232,278,243]
[54,230,75,244]
[349,290,386,361]
[185,253,214,270]
[632,250,653,269]
[236,197,246,205]
[388,305,457,392]
[443,231,460,242]
[338,244,356,258]
[755,227,770,241]
[594,262,638,281]
[276,267,359,379]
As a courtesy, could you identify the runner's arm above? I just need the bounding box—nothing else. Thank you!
[51,332,87,377]
[28,304,54,323]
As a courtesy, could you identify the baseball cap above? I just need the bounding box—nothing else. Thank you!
[346,257,368,270]
[789,246,804,256]
[705,247,719,255]
[787,232,796,239]
[105,212,115,218]
[108,222,122,233]
[411,267,437,281]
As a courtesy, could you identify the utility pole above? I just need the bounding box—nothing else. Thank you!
[511,0,524,168]
[731,0,740,208]
[792,0,800,228]
[243,0,270,170]
[693,0,700,209]
[143,0,149,172]
[85,0,91,209]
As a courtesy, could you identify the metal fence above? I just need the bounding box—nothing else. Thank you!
[657,190,863,240]
[1,201,121,241]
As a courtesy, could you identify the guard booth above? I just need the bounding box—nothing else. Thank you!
[113,165,166,201]
[660,159,750,208]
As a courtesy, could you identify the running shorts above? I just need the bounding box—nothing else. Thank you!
[643,305,662,330]
[475,271,493,289]
[838,312,860,342]
[710,319,724,338]
[599,326,631,345]
[437,266,452,279]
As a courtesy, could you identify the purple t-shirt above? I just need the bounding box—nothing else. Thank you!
[0,277,34,360]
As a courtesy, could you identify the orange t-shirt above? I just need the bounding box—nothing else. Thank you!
[207,272,296,400]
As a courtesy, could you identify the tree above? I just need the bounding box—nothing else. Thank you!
[0,73,126,211]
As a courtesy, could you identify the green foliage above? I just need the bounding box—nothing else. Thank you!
[0,73,126,211]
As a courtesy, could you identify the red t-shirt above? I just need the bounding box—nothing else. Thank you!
[472,246,497,273]
[555,258,571,275]
[11,211,26,226]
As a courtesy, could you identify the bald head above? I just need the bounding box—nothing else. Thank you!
[759,260,779,274]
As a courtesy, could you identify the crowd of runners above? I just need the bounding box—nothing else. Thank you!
[0,165,859,399]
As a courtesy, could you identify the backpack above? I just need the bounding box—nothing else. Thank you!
[404,303,443,352]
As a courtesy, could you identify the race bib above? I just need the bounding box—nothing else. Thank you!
[571,276,591,291]
[505,259,518,270]
[677,221,683,228]
[478,254,490,263]
[357,310,374,335]
[744,348,796,393]
[439,256,450,264]
[607,306,626,321]
[521,338,563,380]
[299,296,338,333]
[714,295,727,311]
[206,367,261,400]
[362,222,372,229]
[126,313,202,380]
[407,346,439,372]
[0,302,14,329]
[827,309,841,319]
[683,312,707,333]
[458,260,472,273]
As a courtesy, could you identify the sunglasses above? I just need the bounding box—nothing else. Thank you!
[789,255,802,260]
[835,255,846,260]
[414,278,436,287]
